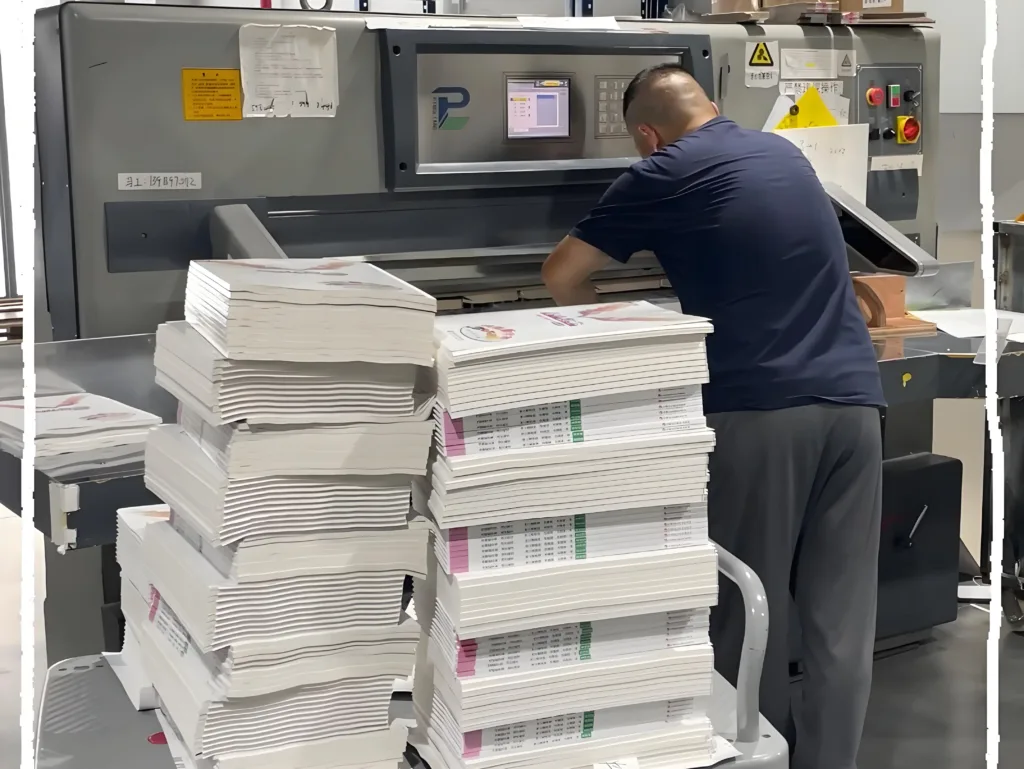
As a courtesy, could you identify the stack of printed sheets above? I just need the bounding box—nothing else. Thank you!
[184,258,436,365]
[412,301,733,769]
[132,258,437,769]
[0,392,161,477]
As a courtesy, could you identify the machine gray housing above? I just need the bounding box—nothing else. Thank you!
[35,3,940,340]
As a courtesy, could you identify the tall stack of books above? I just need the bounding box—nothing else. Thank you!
[411,301,733,769]
[133,258,436,769]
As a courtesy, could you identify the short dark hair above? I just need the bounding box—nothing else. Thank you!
[622,63,691,122]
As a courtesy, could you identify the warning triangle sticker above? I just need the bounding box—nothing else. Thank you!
[841,54,852,68]
[749,42,774,68]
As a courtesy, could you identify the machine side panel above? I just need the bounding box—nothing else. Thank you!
[58,4,384,338]
[35,6,79,340]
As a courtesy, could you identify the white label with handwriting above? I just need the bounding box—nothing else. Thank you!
[775,124,869,204]
[118,173,201,191]
[595,760,640,769]
[239,24,340,118]
[870,154,924,175]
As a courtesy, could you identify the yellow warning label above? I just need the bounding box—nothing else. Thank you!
[774,86,838,130]
[181,69,242,122]
[748,42,774,68]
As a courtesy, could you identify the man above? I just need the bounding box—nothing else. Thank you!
[541,64,884,769]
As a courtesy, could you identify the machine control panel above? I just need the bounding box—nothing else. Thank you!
[855,64,924,156]
[594,76,632,138]
[506,78,571,140]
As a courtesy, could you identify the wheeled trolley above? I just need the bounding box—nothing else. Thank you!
[35,545,788,769]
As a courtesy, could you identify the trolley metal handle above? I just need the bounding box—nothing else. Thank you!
[714,541,770,746]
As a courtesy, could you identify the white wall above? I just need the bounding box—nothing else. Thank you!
[908,0,1020,115]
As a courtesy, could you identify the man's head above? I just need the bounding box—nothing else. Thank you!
[622,64,720,158]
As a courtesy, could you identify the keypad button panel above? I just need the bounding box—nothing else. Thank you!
[594,76,631,138]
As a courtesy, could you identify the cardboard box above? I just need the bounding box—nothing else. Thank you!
[840,0,906,13]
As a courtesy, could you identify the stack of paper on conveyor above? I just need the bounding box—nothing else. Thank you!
[133,259,437,769]
[184,258,436,365]
[412,302,728,769]
[0,392,160,476]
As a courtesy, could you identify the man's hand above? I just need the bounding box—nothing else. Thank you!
[541,236,612,307]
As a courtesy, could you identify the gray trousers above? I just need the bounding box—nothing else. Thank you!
[707,403,882,769]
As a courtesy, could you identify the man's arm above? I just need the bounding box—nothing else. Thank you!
[541,167,656,307]
[541,236,611,306]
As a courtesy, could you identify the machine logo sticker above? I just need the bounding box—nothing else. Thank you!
[432,87,471,131]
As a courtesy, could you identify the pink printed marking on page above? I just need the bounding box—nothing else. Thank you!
[463,730,483,758]
[448,528,470,573]
[148,587,161,622]
[442,412,467,457]
[456,639,478,677]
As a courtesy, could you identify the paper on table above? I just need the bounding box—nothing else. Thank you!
[775,124,869,205]
[238,24,339,118]
[910,308,1024,342]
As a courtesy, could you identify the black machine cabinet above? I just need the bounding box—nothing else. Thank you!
[790,452,964,665]
[876,453,963,639]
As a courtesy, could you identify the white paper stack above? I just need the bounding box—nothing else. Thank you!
[184,258,437,365]
[135,259,438,769]
[110,504,172,711]
[156,320,436,426]
[0,393,161,476]
[413,302,724,769]
[434,302,712,418]
[145,425,413,545]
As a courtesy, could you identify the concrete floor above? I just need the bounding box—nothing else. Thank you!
[0,508,1018,769]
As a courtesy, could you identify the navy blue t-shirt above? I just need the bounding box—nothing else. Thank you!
[569,116,885,414]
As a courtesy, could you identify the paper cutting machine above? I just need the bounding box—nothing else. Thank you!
[35,2,939,342]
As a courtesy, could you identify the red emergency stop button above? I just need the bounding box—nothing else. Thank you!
[866,87,885,107]
[897,116,921,144]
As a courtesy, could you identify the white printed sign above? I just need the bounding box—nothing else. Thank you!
[870,155,924,175]
[744,41,780,89]
[239,24,340,118]
[781,48,837,80]
[837,50,857,78]
[863,0,893,7]
[117,173,202,191]
[781,80,843,98]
